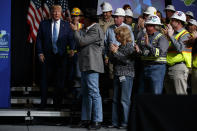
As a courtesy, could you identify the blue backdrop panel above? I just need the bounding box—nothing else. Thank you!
[0,0,11,108]
[172,0,197,19]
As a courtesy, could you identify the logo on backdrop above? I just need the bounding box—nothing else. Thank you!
[0,30,9,59]
[181,0,196,6]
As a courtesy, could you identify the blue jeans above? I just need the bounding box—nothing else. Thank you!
[138,64,166,94]
[112,75,133,126]
[81,71,103,122]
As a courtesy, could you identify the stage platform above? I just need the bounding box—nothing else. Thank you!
[0,86,112,126]
[0,125,125,131]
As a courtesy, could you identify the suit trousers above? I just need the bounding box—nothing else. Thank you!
[40,53,67,107]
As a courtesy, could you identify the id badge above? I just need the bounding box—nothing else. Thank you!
[119,76,126,82]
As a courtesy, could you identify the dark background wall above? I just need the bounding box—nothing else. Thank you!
[11,0,171,87]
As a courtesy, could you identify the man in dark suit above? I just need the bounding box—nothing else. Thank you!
[36,5,75,108]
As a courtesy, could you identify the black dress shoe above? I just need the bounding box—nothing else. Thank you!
[71,120,90,128]
[88,122,101,130]
[118,125,127,129]
[107,124,118,128]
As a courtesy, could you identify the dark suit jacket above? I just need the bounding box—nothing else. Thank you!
[36,19,75,58]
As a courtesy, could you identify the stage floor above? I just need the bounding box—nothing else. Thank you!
[0,125,125,131]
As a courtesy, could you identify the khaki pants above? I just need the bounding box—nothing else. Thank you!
[164,63,189,95]
[192,69,197,94]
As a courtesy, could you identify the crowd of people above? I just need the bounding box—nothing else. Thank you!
[36,2,197,130]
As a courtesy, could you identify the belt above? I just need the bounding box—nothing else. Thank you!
[167,61,185,68]
[143,61,166,66]
[174,61,185,65]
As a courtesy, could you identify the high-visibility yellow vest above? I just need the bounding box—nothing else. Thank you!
[131,23,135,31]
[141,33,167,62]
[192,33,197,68]
[167,29,192,67]
[78,23,83,30]
[193,54,197,68]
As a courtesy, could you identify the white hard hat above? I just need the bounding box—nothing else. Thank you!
[144,6,157,15]
[125,9,133,17]
[188,19,197,26]
[186,11,194,18]
[101,2,113,12]
[145,15,162,25]
[171,11,186,22]
[113,8,125,16]
[164,5,175,12]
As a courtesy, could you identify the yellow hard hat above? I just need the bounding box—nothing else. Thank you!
[71,7,81,16]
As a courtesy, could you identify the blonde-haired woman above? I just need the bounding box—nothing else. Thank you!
[109,26,135,129]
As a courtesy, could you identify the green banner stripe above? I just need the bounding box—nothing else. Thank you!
[0,48,9,51]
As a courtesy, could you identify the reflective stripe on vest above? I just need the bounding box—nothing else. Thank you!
[141,33,165,62]
[167,29,192,67]
[141,56,166,61]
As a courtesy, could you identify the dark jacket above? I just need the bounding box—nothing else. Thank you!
[36,19,75,57]
[110,43,135,77]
